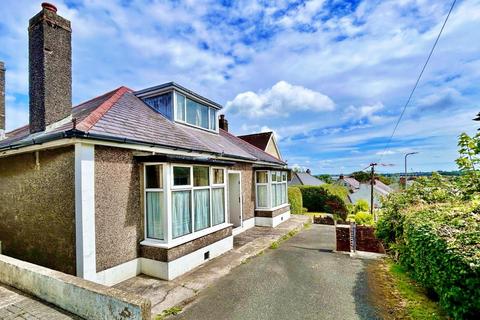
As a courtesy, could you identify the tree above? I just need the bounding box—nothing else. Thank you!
[351,171,370,183]
[456,132,480,196]
[317,174,333,184]
[377,175,393,185]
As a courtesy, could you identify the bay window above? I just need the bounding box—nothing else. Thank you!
[144,164,227,245]
[255,170,288,209]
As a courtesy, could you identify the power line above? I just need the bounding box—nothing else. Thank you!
[377,0,457,163]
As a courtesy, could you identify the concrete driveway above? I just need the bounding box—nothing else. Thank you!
[170,224,379,320]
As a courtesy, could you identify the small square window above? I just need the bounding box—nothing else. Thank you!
[145,165,163,189]
[271,171,277,182]
[173,166,191,186]
[256,171,268,183]
[194,166,209,187]
[213,168,224,184]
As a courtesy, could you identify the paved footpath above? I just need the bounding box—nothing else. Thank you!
[171,224,380,320]
[0,284,78,320]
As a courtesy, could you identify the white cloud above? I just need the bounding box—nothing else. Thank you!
[344,102,385,123]
[225,81,334,118]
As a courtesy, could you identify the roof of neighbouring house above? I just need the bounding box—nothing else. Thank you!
[339,177,360,189]
[289,172,325,186]
[0,86,285,166]
[238,132,273,151]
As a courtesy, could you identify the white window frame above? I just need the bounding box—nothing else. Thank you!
[142,163,229,249]
[255,170,270,209]
[255,170,289,210]
[173,91,218,133]
[143,163,168,241]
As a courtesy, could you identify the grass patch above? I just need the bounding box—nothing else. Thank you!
[155,306,183,319]
[270,227,303,249]
[269,241,279,249]
[389,263,446,320]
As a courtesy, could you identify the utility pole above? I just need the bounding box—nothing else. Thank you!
[404,152,419,188]
[369,163,376,217]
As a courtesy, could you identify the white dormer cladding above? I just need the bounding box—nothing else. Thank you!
[136,83,221,133]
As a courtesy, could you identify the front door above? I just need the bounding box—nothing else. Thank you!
[228,172,242,228]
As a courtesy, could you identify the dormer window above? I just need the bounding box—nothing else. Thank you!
[136,83,221,133]
[174,92,217,132]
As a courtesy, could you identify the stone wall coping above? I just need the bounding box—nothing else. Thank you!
[0,254,151,319]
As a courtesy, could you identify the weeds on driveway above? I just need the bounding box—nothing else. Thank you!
[155,306,183,320]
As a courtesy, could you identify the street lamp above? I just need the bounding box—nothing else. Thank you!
[404,152,419,188]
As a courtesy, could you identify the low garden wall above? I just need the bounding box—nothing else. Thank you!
[335,225,385,253]
[0,254,151,319]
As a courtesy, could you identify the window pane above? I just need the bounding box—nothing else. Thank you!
[173,166,191,186]
[175,92,185,121]
[212,188,225,225]
[172,191,191,238]
[257,185,268,207]
[276,172,281,182]
[213,168,224,184]
[256,171,268,183]
[271,172,277,182]
[194,189,210,231]
[146,165,163,189]
[209,109,216,130]
[146,192,164,240]
[282,172,287,182]
[186,99,209,129]
[281,183,287,204]
[271,184,277,207]
[144,92,173,119]
[276,183,282,206]
[193,166,209,187]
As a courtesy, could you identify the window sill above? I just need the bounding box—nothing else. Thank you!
[255,203,290,212]
[141,222,233,249]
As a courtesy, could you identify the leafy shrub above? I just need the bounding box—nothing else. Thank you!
[287,187,303,214]
[346,211,374,226]
[354,211,374,226]
[298,184,349,220]
[400,203,480,319]
[353,199,369,214]
[376,170,480,318]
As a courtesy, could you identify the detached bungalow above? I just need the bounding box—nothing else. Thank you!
[0,4,290,286]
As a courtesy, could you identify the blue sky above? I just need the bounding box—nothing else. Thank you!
[1,0,479,174]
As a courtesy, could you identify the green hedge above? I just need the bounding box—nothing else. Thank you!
[287,187,303,214]
[298,184,349,220]
[377,200,480,319]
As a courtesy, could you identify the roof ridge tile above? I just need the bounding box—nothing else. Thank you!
[77,86,132,132]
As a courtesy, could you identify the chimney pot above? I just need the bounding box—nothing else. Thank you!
[41,2,57,13]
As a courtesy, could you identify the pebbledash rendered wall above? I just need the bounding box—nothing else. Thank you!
[94,146,143,273]
[0,146,76,275]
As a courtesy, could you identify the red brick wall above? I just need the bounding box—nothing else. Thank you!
[336,226,350,252]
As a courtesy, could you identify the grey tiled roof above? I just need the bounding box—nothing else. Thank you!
[0,86,285,166]
[289,172,325,186]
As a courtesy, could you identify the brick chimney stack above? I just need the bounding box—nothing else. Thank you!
[29,3,72,133]
[0,61,5,138]
[219,114,228,132]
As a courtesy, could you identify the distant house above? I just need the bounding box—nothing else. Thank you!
[335,175,393,208]
[238,131,282,160]
[289,169,325,186]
